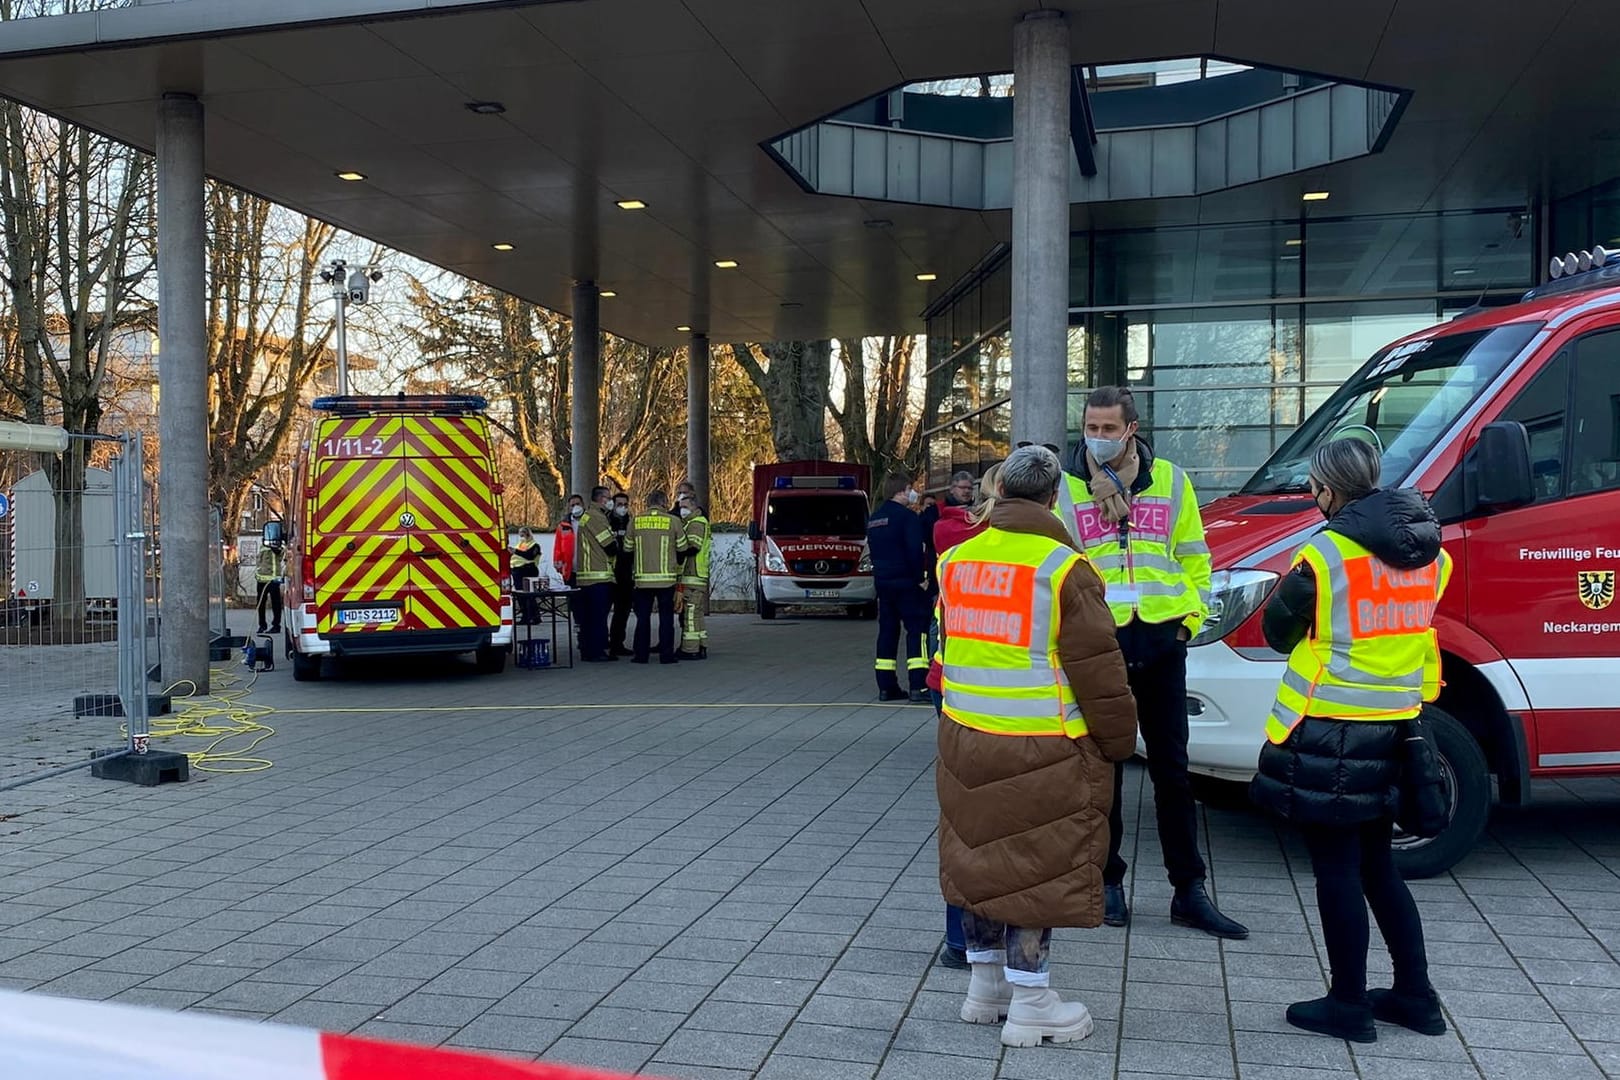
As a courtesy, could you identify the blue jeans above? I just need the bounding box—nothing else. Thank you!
[946,904,965,950]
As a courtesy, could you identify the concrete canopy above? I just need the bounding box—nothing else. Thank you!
[1,0,1618,346]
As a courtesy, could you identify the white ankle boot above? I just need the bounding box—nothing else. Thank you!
[959,962,1013,1024]
[1000,985,1094,1047]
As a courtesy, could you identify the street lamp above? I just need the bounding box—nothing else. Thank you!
[319,259,384,395]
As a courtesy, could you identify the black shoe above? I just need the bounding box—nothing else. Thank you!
[1170,882,1249,940]
[677,652,703,661]
[256,627,267,635]
[1368,987,1447,1036]
[878,688,908,702]
[613,646,634,657]
[937,943,969,970]
[1286,995,1376,1043]
[631,656,649,664]
[582,655,618,663]
[268,626,280,635]
[908,689,930,703]
[1103,884,1130,927]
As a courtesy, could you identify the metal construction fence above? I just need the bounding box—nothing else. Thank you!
[0,428,151,792]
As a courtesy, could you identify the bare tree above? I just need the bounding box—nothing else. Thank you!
[0,84,152,630]
[831,335,926,488]
[727,340,833,461]
[205,185,337,586]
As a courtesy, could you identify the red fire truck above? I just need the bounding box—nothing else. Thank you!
[1182,246,1620,877]
[748,461,876,619]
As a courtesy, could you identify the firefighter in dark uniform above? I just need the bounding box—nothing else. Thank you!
[866,471,930,702]
[608,492,635,656]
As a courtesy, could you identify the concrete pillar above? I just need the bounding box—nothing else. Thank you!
[687,333,710,508]
[570,281,601,498]
[156,93,210,693]
[1010,10,1071,449]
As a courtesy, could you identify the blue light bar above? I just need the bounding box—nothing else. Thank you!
[772,475,859,490]
[313,394,488,415]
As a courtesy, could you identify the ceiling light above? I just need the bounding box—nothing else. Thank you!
[1285,238,1303,246]
[616,199,647,210]
[335,171,366,182]
[465,101,506,115]
[1452,268,1476,276]
[599,290,617,298]
[676,325,692,332]
[916,272,937,282]
[1302,191,1330,202]
[491,242,515,251]
[714,259,739,269]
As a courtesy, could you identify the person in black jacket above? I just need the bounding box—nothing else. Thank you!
[867,471,930,702]
[1251,437,1448,1044]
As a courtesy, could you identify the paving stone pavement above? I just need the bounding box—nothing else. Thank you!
[0,614,1617,1079]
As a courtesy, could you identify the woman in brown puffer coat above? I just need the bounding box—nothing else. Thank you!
[935,445,1138,1049]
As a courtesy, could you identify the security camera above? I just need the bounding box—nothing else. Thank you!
[346,268,372,304]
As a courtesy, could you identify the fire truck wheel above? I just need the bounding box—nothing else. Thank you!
[1392,705,1490,881]
[475,644,507,674]
[757,588,777,620]
[290,648,322,682]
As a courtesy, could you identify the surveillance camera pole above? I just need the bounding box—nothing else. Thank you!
[321,259,381,396]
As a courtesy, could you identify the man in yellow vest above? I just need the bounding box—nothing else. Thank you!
[1056,386,1246,940]
[574,486,621,663]
[936,444,1138,1048]
[624,490,687,664]
[676,493,710,661]
[254,529,285,635]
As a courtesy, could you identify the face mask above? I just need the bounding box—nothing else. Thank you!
[906,489,919,505]
[614,506,628,517]
[570,506,583,519]
[1085,436,1128,464]
[679,507,692,518]
[1312,488,1331,519]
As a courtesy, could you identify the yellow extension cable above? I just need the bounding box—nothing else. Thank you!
[119,665,279,774]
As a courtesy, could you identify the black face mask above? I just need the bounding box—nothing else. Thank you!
[1313,488,1332,520]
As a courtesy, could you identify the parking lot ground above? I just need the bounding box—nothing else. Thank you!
[0,613,1617,1079]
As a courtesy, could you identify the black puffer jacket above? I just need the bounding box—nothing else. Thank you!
[1250,488,1442,827]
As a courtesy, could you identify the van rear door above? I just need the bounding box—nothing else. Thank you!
[309,416,409,635]
[398,414,501,633]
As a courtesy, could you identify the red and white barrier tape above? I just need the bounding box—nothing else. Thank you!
[0,989,634,1080]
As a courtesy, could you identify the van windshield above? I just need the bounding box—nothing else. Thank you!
[1241,321,1542,495]
[766,494,868,538]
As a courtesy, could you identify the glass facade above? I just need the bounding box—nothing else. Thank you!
[924,207,1534,492]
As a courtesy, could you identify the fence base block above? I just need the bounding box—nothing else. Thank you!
[91,748,189,787]
[72,693,172,718]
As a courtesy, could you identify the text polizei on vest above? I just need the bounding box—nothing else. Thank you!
[1519,546,1620,560]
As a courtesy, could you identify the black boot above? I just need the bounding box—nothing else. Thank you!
[937,942,968,970]
[1286,995,1376,1043]
[1103,884,1130,927]
[1368,987,1446,1036]
[878,687,908,702]
[1171,882,1249,940]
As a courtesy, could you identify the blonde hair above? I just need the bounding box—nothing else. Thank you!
[966,463,1003,527]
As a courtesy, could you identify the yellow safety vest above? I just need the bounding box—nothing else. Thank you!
[575,507,618,585]
[510,542,541,571]
[1265,531,1452,744]
[1055,457,1212,636]
[680,514,711,586]
[255,547,284,583]
[937,528,1092,739]
[626,510,684,587]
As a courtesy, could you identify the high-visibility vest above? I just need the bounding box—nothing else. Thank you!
[255,547,283,583]
[626,510,684,586]
[937,528,1093,739]
[575,507,618,585]
[680,514,711,586]
[1055,457,1212,635]
[1265,531,1452,744]
[510,541,541,571]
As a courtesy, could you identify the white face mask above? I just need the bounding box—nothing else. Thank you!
[906,489,920,505]
[569,506,583,519]
[679,507,692,518]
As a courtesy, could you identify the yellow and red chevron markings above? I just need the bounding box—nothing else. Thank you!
[306,411,503,636]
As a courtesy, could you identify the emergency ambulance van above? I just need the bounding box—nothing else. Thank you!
[284,395,513,680]
[1185,247,1620,877]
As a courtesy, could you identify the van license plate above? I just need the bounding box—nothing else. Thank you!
[803,589,841,599]
[339,608,399,625]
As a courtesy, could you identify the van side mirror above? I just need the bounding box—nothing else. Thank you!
[1472,421,1535,511]
[747,522,761,542]
[262,520,285,545]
